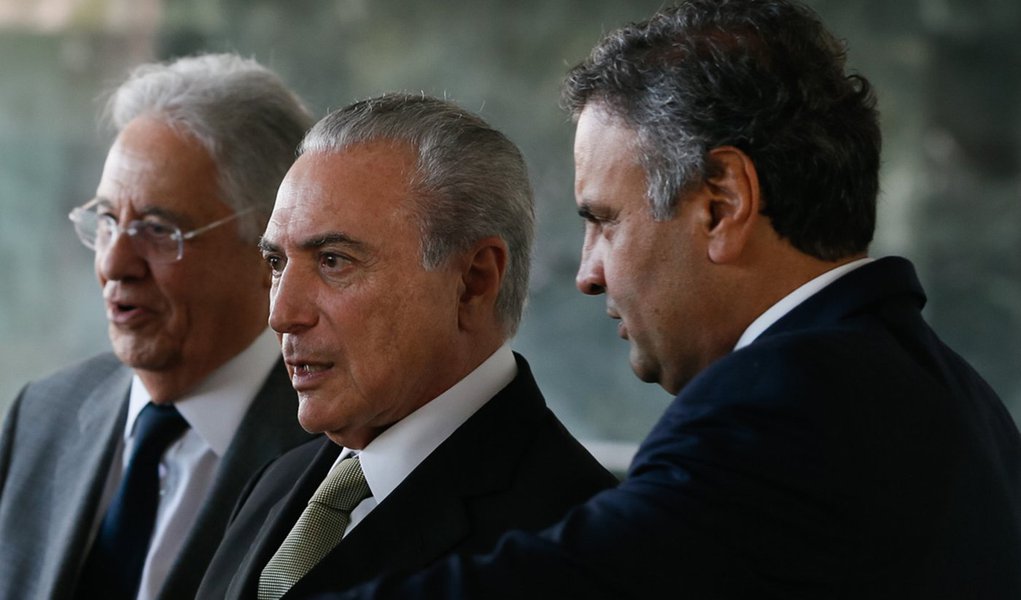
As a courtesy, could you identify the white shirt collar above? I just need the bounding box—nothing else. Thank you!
[125,328,282,456]
[734,257,874,351]
[339,344,517,504]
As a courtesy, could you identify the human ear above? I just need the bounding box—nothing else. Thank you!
[457,236,508,329]
[703,146,761,264]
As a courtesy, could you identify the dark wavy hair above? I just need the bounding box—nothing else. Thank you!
[562,0,880,261]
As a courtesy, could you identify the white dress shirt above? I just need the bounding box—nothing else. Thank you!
[334,344,517,536]
[734,257,873,350]
[91,327,282,600]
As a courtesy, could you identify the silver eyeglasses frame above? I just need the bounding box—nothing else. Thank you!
[68,198,256,264]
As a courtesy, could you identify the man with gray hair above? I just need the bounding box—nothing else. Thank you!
[194,93,616,600]
[0,53,315,600]
[311,1,1021,598]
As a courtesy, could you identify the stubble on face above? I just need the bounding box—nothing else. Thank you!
[574,105,727,396]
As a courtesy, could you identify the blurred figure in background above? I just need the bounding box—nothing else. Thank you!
[0,53,315,600]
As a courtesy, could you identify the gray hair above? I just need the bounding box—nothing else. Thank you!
[300,93,535,337]
[106,53,313,240]
[562,0,880,261]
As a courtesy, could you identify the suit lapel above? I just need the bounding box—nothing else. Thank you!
[288,457,475,594]
[159,360,315,599]
[285,355,547,596]
[49,364,132,598]
[230,438,341,598]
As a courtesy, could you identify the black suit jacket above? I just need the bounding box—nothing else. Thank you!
[196,353,617,599]
[0,354,315,600]
[322,257,1021,600]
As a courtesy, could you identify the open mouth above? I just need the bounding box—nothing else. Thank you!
[296,364,330,374]
[107,300,148,323]
[288,360,334,391]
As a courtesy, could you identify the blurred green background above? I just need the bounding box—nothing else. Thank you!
[2,0,1019,467]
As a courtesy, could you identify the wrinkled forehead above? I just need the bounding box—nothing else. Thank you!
[264,146,422,250]
[96,116,223,224]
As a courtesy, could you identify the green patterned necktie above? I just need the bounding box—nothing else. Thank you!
[258,456,371,600]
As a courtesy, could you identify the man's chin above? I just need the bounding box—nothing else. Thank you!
[296,396,336,435]
[629,353,661,386]
[631,354,687,395]
[111,338,174,372]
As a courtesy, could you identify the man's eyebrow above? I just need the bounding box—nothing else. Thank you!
[257,237,279,254]
[93,196,188,224]
[302,232,366,251]
[577,202,603,221]
[258,232,367,254]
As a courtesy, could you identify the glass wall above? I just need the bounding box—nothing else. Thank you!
[2,0,1019,466]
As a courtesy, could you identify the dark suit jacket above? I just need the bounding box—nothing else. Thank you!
[196,353,618,599]
[322,257,1021,600]
[0,353,315,600]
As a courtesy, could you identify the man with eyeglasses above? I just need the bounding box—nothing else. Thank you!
[0,53,316,600]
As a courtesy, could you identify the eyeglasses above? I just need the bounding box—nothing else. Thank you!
[68,198,255,264]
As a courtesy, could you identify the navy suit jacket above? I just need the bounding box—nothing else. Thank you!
[320,257,1021,599]
[196,354,618,599]
[0,354,315,600]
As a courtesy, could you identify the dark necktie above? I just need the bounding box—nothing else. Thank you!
[258,456,371,599]
[75,402,189,599]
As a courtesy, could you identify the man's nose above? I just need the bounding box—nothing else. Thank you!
[575,243,606,296]
[268,264,318,334]
[96,228,147,282]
